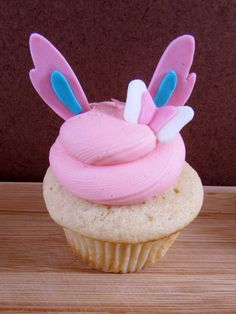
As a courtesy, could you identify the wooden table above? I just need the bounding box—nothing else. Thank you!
[0,184,235,313]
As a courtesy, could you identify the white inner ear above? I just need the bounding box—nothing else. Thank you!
[124,79,147,123]
[156,106,194,143]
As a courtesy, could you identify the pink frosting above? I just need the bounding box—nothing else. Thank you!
[60,107,156,166]
[49,101,185,205]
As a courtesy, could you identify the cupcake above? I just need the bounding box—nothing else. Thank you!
[29,33,203,273]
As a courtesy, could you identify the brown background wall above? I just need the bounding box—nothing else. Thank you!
[0,0,235,185]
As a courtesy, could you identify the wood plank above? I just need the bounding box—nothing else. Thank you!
[0,184,235,313]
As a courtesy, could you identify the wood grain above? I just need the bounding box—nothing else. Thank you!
[0,184,235,313]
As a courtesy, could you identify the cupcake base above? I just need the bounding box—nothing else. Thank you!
[64,228,180,273]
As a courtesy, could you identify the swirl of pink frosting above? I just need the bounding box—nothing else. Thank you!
[49,101,185,205]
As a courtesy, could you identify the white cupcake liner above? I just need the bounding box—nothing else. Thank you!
[63,228,179,273]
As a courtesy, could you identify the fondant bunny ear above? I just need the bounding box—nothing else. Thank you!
[29,33,89,120]
[148,35,196,107]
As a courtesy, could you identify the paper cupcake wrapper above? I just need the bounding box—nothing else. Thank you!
[63,228,179,273]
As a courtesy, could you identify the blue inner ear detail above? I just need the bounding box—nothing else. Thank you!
[154,70,177,108]
[50,70,83,115]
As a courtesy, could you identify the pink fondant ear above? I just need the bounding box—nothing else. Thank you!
[148,35,196,107]
[29,33,89,120]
